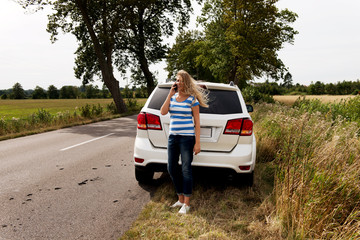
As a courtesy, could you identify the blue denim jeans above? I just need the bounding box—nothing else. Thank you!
[167,135,195,197]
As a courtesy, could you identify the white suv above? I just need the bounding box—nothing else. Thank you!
[133,82,256,186]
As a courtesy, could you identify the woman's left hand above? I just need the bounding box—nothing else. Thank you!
[193,142,201,155]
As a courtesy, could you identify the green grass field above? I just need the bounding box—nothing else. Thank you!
[0,98,147,120]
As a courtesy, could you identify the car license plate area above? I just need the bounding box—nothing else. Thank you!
[200,127,212,138]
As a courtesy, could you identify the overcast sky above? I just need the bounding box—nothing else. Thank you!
[0,0,359,90]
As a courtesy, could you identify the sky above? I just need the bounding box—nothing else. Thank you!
[0,0,359,90]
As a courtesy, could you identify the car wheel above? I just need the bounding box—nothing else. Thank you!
[135,167,154,184]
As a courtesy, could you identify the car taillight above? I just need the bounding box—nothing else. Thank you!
[135,157,144,163]
[146,113,162,130]
[137,112,147,129]
[224,118,253,136]
[137,112,162,130]
[224,119,242,135]
[241,119,253,136]
[239,165,251,171]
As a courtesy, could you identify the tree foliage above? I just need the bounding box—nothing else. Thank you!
[18,0,194,113]
[168,0,298,88]
[48,85,59,99]
[253,79,360,96]
[12,83,26,99]
[166,30,215,81]
[32,86,48,99]
[59,86,80,99]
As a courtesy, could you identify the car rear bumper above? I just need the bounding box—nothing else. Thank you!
[133,135,256,174]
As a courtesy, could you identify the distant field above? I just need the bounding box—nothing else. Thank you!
[0,98,147,120]
[273,95,356,105]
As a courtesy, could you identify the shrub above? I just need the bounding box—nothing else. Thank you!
[35,108,53,123]
[126,97,138,112]
[242,86,274,103]
[92,104,103,116]
[106,102,118,114]
[0,118,7,135]
[80,104,92,118]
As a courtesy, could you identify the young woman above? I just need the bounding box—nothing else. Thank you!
[160,70,208,214]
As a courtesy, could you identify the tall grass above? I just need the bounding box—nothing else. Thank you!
[121,98,360,239]
[253,101,360,239]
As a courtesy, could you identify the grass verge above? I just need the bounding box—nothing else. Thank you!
[0,98,146,141]
[121,164,279,240]
[0,98,147,119]
[122,99,360,239]
[253,103,360,239]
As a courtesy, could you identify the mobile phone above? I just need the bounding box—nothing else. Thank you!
[173,83,178,92]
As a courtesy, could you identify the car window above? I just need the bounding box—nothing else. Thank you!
[148,87,242,114]
[148,87,170,110]
[200,89,242,114]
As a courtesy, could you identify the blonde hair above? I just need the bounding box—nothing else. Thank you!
[177,70,209,108]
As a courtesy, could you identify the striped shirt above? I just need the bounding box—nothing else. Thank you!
[169,93,200,136]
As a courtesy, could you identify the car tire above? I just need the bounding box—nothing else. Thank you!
[237,171,254,187]
[135,167,154,184]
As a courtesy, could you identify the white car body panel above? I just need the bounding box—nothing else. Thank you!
[133,82,256,177]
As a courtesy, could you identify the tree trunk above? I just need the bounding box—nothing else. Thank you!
[136,9,155,97]
[75,0,127,113]
[229,58,238,85]
[104,75,127,113]
[229,57,247,89]
[139,56,155,97]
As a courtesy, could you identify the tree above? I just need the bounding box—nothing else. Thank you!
[282,72,293,89]
[12,82,26,99]
[32,86,48,99]
[60,86,79,99]
[122,85,133,98]
[48,85,59,99]
[325,83,337,95]
[309,81,325,95]
[101,85,110,98]
[166,30,215,81]
[19,0,194,113]
[117,0,193,95]
[197,0,298,87]
[85,84,100,98]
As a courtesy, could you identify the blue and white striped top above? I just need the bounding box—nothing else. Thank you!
[169,93,200,136]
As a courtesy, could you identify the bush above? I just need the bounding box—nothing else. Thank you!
[92,104,103,116]
[242,86,274,103]
[36,109,53,123]
[126,97,138,112]
[0,118,7,135]
[106,102,118,114]
[80,104,92,118]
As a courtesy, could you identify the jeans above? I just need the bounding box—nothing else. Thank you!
[167,135,195,197]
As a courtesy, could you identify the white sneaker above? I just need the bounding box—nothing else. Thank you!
[170,201,184,208]
[178,204,190,214]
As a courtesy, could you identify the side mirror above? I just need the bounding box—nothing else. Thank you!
[246,104,253,113]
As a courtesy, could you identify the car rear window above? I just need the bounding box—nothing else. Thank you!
[148,87,242,114]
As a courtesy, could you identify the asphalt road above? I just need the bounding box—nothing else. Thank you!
[0,115,157,240]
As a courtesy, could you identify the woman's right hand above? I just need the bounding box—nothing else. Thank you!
[170,82,177,96]
[161,83,176,115]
